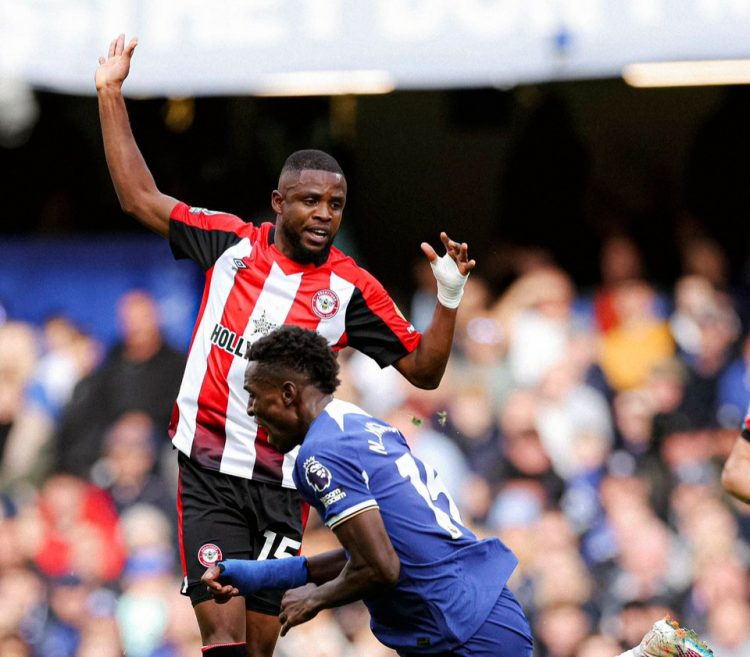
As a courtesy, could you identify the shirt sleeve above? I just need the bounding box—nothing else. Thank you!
[168,201,254,271]
[295,440,378,530]
[344,269,422,368]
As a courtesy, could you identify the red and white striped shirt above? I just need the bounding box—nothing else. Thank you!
[167,202,421,488]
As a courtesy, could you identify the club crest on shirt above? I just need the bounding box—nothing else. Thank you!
[311,289,340,319]
[197,543,223,567]
[303,456,332,492]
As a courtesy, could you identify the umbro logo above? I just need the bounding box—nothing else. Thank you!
[232,258,248,270]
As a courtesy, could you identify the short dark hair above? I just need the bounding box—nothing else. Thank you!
[246,326,340,394]
[279,149,344,182]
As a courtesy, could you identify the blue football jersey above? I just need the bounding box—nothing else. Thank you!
[293,399,519,653]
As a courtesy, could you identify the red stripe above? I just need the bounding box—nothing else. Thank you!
[176,467,187,578]
[250,426,285,482]
[285,267,334,331]
[300,500,312,532]
[191,253,273,468]
[201,643,246,652]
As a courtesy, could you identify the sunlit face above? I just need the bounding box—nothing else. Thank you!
[271,169,347,266]
[244,361,303,453]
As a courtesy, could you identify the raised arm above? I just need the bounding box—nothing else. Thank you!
[95,34,177,237]
[393,232,475,389]
[278,508,400,636]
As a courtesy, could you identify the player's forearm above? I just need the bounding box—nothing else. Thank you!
[97,86,169,236]
[305,548,348,585]
[395,303,457,389]
[306,556,398,612]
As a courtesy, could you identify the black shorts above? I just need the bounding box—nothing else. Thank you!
[177,451,305,615]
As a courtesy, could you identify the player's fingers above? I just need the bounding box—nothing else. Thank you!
[98,56,105,65]
[420,242,438,262]
[114,33,125,56]
[125,37,138,57]
[108,38,117,59]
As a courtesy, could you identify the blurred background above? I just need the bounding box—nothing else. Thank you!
[1,1,750,656]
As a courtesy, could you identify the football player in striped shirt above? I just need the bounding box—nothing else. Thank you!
[97,35,475,657]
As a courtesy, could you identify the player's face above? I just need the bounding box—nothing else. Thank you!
[272,169,346,266]
[244,362,303,453]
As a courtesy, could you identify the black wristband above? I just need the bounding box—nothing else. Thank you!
[742,426,750,442]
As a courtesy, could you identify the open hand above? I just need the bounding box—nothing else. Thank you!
[95,33,138,91]
[420,232,476,276]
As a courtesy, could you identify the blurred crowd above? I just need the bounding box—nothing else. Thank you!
[1,232,750,657]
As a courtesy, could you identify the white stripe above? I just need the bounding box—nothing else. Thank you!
[220,261,303,480]
[172,239,252,456]
[281,445,300,488]
[326,500,379,529]
[315,272,355,346]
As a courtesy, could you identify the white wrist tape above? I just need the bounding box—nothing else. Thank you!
[430,253,469,309]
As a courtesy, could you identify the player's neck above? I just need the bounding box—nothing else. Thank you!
[300,389,334,428]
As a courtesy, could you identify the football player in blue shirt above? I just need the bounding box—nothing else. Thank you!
[202,326,714,657]
[203,324,530,657]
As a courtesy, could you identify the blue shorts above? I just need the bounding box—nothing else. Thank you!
[399,586,533,657]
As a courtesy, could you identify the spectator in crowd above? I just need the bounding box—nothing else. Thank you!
[598,280,674,392]
[592,234,647,334]
[496,267,578,388]
[717,334,750,428]
[31,473,125,584]
[0,322,39,468]
[55,290,184,479]
[497,388,565,507]
[91,411,175,519]
[0,317,100,491]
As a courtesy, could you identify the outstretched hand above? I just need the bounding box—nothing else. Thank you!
[95,33,138,91]
[421,232,475,309]
[201,565,240,604]
[420,232,476,276]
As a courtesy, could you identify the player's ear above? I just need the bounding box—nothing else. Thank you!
[271,189,283,215]
[281,380,297,406]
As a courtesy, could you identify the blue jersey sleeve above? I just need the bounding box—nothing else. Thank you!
[295,438,378,530]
